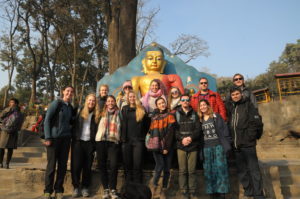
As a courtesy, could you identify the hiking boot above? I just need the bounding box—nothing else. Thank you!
[150,185,159,198]
[72,188,80,198]
[110,189,119,199]
[55,192,64,199]
[102,189,110,199]
[160,188,167,199]
[81,188,89,197]
[43,193,51,199]
[180,192,189,199]
[190,192,198,199]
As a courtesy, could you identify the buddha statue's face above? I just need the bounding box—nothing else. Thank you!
[142,51,166,74]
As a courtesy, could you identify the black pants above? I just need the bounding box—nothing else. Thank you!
[152,150,173,188]
[71,140,95,189]
[96,141,120,190]
[0,148,13,164]
[235,146,265,199]
[44,137,71,194]
[122,141,144,183]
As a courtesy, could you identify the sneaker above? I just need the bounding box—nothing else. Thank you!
[110,189,119,199]
[72,188,80,198]
[43,193,51,199]
[55,192,64,199]
[102,189,110,199]
[81,188,89,197]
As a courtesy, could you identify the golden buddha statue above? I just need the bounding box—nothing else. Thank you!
[132,44,184,96]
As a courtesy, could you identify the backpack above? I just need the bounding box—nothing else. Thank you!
[175,110,196,123]
[2,110,24,133]
[253,113,264,139]
[39,101,63,139]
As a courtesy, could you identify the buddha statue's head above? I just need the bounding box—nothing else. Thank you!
[142,44,166,74]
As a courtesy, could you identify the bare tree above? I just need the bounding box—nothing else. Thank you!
[136,0,160,53]
[170,34,209,63]
[0,0,20,107]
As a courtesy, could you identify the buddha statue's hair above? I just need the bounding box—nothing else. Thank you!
[145,46,164,55]
[142,42,165,57]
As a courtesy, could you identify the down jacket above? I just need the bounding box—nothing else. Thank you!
[191,89,227,121]
[226,98,259,149]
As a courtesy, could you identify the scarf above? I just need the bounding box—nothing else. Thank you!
[142,89,164,113]
[95,109,121,143]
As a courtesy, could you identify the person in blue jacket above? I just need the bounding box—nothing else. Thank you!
[43,86,75,199]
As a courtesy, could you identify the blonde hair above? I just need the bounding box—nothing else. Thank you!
[127,91,146,122]
[101,95,118,117]
[80,93,100,123]
[167,87,181,110]
[197,99,214,122]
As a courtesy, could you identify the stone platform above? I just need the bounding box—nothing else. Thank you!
[1,131,300,198]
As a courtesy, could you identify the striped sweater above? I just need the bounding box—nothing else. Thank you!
[149,111,176,151]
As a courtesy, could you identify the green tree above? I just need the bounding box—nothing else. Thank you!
[252,39,300,95]
[0,0,20,107]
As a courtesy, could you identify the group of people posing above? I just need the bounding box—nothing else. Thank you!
[42,73,265,199]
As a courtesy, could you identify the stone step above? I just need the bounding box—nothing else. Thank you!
[13,152,46,158]
[258,150,300,153]
[280,166,300,176]
[24,141,44,146]
[284,197,300,199]
[11,156,47,163]
[258,153,300,159]
[16,147,45,153]
[0,169,15,191]
[0,192,42,199]
[281,185,300,197]
[257,143,300,147]
[280,174,300,185]
[13,168,243,198]
[14,151,43,156]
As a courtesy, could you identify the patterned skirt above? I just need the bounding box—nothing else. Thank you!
[203,144,229,194]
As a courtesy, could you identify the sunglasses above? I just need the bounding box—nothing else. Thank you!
[180,99,190,102]
[233,78,243,82]
[124,86,132,89]
[171,90,179,94]
[200,82,208,85]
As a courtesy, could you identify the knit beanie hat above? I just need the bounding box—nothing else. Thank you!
[122,80,132,90]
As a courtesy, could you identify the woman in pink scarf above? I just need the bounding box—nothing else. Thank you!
[141,79,167,116]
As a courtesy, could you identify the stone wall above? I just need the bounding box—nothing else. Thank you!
[258,95,300,141]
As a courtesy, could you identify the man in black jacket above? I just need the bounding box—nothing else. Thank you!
[226,87,265,199]
[175,94,201,199]
[225,73,257,109]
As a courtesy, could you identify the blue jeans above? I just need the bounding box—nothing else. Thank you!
[152,150,173,188]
